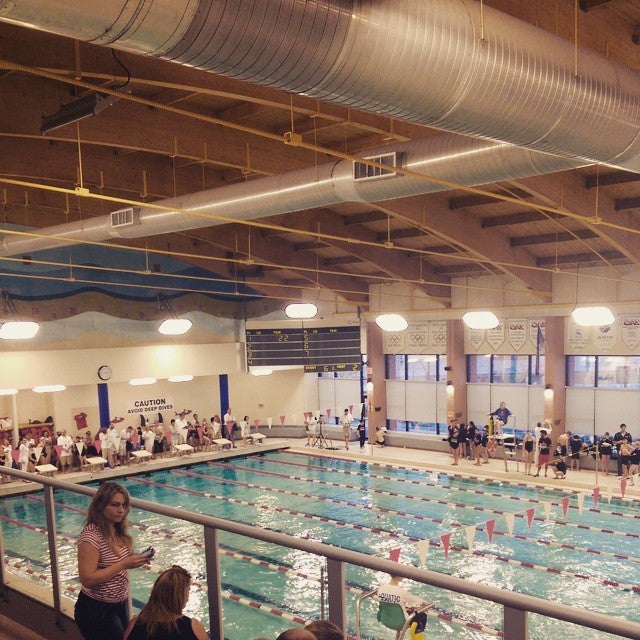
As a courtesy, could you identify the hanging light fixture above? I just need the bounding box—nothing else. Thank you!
[156,293,192,335]
[129,377,157,386]
[0,388,18,396]
[168,375,194,383]
[0,291,40,339]
[375,313,408,331]
[250,368,274,376]
[571,306,615,327]
[285,302,318,319]
[462,311,499,330]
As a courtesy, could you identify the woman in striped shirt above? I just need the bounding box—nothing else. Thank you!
[74,482,152,640]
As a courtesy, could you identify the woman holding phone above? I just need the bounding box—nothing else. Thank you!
[75,481,154,640]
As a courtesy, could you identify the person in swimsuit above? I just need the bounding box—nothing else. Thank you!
[522,430,535,475]
[598,432,613,476]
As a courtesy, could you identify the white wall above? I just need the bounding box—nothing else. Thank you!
[318,378,362,421]
[566,387,639,436]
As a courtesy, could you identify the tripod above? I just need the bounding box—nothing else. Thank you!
[312,422,333,449]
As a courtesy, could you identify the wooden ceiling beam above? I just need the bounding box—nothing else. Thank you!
[448,187,532,210]
[537,249,624,266]
[510,229,599,247]
[480,210,553,228]
[584,170,640,189]
[615,196,640,211]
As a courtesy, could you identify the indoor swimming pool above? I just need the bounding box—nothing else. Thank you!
[0,450,638,640]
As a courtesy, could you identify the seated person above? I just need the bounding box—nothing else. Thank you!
[374,425,387,446]
[377,575,430,639]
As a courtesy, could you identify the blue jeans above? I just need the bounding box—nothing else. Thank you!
[74,590,129,640]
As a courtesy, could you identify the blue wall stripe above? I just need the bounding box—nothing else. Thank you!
[98,383,110,428]
[219,374,229,418]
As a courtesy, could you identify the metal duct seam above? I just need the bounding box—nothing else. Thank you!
[0,134,584,258]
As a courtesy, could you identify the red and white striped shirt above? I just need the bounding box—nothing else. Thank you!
[78,523,131,603]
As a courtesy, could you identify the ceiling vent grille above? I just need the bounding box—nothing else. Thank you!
[353,152,398,181]
[110,207,137,228]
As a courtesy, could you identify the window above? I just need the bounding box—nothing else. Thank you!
[596,356,640,389]
[530,355,545,385]
[407,355,437,381]
[492,355,528,384]
[386,419,406,432]
[385,355,406,380]
[567,355,596,387]
[467,354,491,383]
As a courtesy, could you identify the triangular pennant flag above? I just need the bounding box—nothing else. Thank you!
[603,486,612,503]
[267,417,273,429]
[279,415,286,426]
[463,525,476,550]
[253,418,260,428]
[313,410,320,419]
[504,512,515,536]
[577,492,585,514]
[54,445,63,460]
[326,409,331,418]
[525,507,535,530]
[33,446,43,462]
[349,404,354,414]
[11,449,20,464]
[485,519,496,543]
[130,433,139,446]
[197,427,203,439]
[620,478,627,498]
[542,501,552,521]
[304,412,312,420]
[94,439,102,454]
[389,547,401,562]
[226,421,234,431]
[165,431,172,442]
[416,540,429,568]
[561,496,570,518]
[592,486,601,509]
[75,442,84,455]
[440,533,451,558]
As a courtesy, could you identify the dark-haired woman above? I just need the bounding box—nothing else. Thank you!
[74,482,152,640]
[123,565,208,640]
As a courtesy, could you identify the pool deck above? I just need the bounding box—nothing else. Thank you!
[1,436,637,501]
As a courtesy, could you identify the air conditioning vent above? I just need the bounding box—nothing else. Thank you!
[110,207,137,228]
[353,152,398,181]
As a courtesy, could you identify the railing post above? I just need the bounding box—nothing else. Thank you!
[326,558,346,632]
[0,504,6,602]
[204,525,223,640]
[43,485,64,630]
[504,605,528,640]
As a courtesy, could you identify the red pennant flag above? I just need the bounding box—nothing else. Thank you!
[54,445,63,460]
[525,507,535,530]
[130,433,139,446]
[253,418,260,428]
[592,486,601,508]
[485,519,496,543]
[326,409,331,418]
[226,421,234,430]
[349,404,354,413]
[94,439,102,454]
[389,547,401,562]
[197,427,203,439]
[11,449,20,465]
[620,478,627,498]
[561,496,570,517]
[440,533,451,558]
[304,412,312,420]
[165,431,172,442]
[280,415,286,426]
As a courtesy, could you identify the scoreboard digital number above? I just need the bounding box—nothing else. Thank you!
[246,326,361,371]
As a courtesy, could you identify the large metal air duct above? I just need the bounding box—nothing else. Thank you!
[1,0,639,171]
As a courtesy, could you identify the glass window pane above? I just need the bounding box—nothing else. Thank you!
[385,355,406,380]
[597,356,640,388]
[492,355,528,384]
[438,355,447,381]
[467,354,491,383]
[407,355,437,381]
[529,355,545,385]
[567,355,596,387]
[386,419,406,431]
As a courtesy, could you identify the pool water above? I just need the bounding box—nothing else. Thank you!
[1,450,638,640]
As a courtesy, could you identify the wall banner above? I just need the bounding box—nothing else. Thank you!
[127,397,174,416]
[621,316,640,350]
[507,318,527,351]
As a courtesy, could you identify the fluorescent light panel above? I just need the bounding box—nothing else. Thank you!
[158,318,192,335]
[462,311,499,330]
[33,384,66,393]
[0,321,40,339]
[571,306,615,327]
[168,375,194,383]
[285,303,318,319]
[129,377,157,386]
[375,313,408,331]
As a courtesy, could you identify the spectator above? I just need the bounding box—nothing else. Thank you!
[123,565,208,640]
[305,620,344,640]
[276,630,316,640]
[340,409,353,450]
[57,429,73,471]
[613,424,633,477]
[74,482,152,640]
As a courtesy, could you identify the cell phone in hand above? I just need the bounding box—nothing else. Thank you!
[141,547,155,559]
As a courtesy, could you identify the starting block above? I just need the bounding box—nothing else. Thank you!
[85,457,107,471]
[248,433,266,444]
[131,450,153,463]
[35,464,58,477]
[213,438,232,450]
[174,443,194,456]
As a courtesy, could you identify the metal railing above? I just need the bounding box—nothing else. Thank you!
[1,467,638,640]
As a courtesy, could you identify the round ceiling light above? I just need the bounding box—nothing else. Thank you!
[285,303,318,319]
[129,377,157,386]
[571,306,615,327]
[250,368,274,376]
[462,311,499,330]
[168,375,194,383]
[375,313,408,332]
[0,321,40,340]
[158,318,192,336]
[33,384,66,393]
